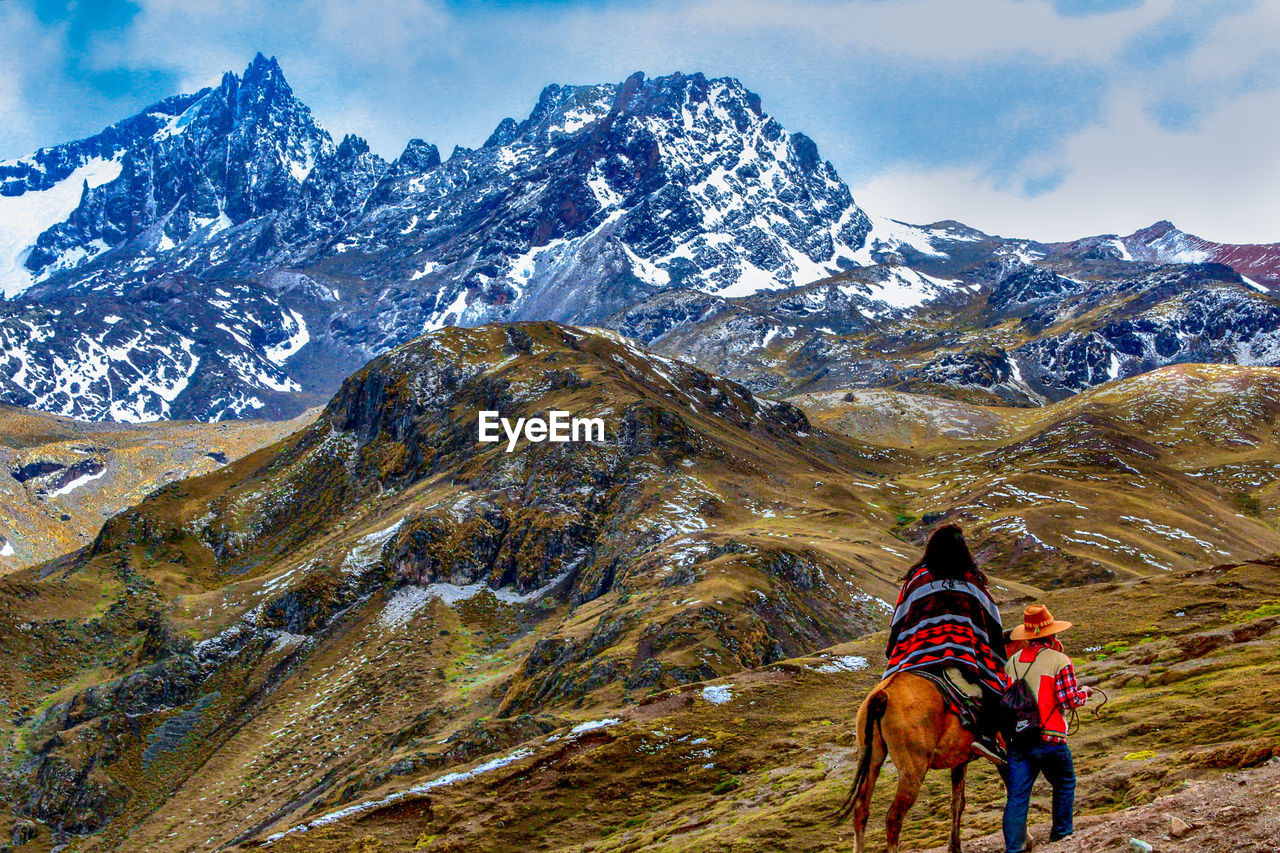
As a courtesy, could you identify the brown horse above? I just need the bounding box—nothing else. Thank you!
[835,672,979,853]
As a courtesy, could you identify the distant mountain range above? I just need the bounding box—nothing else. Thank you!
[1,54,1277,422]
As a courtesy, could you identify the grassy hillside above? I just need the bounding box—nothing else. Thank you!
[245,559,1280,853]
[0,406,316,572]
[0,327,1277,851]
[796,364,1280,587]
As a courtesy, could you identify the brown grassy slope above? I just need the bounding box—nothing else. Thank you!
[0,405,317,572]
[250,558,1280,853]
[0,323,916,851]
[4,334,1280,852]
[797,364,1280,588]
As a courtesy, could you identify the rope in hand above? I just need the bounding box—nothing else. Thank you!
[1066,686,1109,736]
[1090,686,1110,715]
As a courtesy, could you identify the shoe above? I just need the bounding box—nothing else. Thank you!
[971,738,1006,765]
[1048,833,1073,843]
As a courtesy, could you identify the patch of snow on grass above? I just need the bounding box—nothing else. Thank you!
[569,718,621,736]
[48,468,105,497]
[341,518,404,575]
[378,570,572,629]
[813,655,869,673]
[378,585,436,630]
[701,684,733,704]
[265,747,535,843]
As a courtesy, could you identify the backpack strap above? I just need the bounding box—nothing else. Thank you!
[1012,645,1045,684]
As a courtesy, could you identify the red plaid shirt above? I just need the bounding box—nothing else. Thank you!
[1042,660,1089,743]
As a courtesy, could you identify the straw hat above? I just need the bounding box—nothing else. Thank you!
[1009,603,1073,641]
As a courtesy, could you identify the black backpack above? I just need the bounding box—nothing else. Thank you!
[999,649,1044,752]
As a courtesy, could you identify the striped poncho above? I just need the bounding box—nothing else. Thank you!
[883,563,1010,695]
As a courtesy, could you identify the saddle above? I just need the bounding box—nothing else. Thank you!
[912,666,984,732]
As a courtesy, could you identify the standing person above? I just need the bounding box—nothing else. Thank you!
[883,524,1009,760]
[1002,604,1094,852]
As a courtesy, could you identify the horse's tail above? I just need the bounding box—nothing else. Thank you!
[834,689,889,824]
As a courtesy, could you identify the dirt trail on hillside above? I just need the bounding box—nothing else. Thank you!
[925,759,1280,853]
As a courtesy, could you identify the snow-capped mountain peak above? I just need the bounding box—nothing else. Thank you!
[1121,221,1280,291]
[1,57,1276,425]
[346,69,875,337]
[0,54,336,300]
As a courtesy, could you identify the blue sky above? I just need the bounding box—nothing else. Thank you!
[3,0,1277,242]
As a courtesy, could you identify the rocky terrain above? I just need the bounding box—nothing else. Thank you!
[623,246,1280,407]
[2,55,1278,425]
[0,323,1276,851]
[924,759,1280,853]
[0,405,315,572]
[0,323,899,850]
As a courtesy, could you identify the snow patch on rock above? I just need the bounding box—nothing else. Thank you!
[47,467,106,498]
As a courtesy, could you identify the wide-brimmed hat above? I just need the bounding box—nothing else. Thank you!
[1009,604,1073,641]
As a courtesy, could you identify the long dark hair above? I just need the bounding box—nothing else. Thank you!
[910,524,987,586]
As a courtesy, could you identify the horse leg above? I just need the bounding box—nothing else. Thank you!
[949,763,967,853]
[884,750,929,853]
[853,731,887,853]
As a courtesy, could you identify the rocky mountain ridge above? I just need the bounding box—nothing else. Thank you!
[615,243,1280,402]
[2,55,1276,423]
[1072,219,1280,290]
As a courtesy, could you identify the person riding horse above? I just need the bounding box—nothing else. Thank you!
[882,524,1010,761]
[837,524,1009,853]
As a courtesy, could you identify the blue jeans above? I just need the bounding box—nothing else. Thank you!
[1003,741,1076,853]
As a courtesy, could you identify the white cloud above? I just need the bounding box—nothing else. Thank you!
[5,0,1277,245]
[853,82,1280,243]
[0,6,74,159]
[852,1,1280,242]
[1177,1,1280,83]
[84,0,456,103]
[81,0,1175,147]
[607,0,1177,62]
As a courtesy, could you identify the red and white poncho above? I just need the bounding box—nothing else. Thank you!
[883,563,1010,694]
